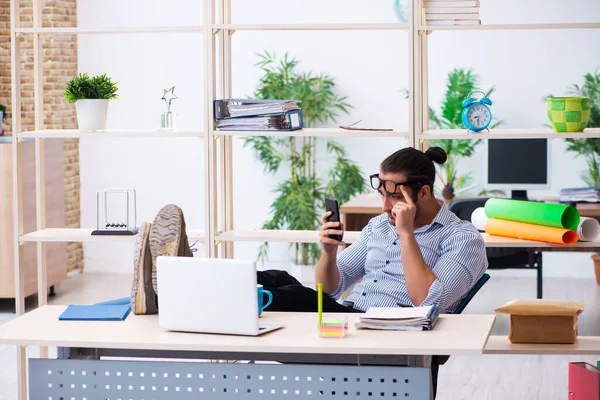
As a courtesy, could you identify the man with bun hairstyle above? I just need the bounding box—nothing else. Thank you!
[132,146,486,317]
[258,146,487,314]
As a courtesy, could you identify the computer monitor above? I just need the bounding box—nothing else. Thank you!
[486,138,550,200]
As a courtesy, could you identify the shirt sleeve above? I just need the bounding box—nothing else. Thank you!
[415,226,488,312]
[327,219,373,300]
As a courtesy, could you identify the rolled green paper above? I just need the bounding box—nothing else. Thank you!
[484,198,580,231]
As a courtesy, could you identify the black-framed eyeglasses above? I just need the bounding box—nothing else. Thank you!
[369,174,423,195]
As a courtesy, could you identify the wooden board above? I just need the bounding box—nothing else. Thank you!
[0,306,496,356]
[484,335,600,355]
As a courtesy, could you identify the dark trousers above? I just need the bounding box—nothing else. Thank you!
[258,269,362,313]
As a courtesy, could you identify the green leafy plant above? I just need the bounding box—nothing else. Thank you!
[428,68,502,191]
[64,73,119,104]
[404,68,503,196]
[245,51,368,266]
[0,104,6,119]
[562,68,600,186]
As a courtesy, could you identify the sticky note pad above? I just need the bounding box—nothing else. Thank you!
[319,316,348,338]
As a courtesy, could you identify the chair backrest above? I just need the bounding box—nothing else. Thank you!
[448,197,490,229]
[452,273,490,314]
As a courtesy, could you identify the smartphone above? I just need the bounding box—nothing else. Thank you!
[325,197,343,242]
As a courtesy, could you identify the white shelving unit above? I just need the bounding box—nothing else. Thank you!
[17,129,206,139]
[8,0,600,398]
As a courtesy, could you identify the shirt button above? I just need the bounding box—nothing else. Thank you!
[362,292,366,296]
[374,279,378,283]
[393,242,397,245]
[385,260,390,264]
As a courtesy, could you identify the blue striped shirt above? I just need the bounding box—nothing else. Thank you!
[329,200,488,313]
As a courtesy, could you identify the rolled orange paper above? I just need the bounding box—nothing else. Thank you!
[485,218,578,245]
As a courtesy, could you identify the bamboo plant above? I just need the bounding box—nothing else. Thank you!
[425,68,502,197]
[244,51,368,266]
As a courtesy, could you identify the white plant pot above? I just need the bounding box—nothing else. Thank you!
[75,99,109,131]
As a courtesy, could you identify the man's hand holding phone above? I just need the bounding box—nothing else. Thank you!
[319,211,345,254]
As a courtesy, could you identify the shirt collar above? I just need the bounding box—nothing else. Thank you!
[414,199,453,233]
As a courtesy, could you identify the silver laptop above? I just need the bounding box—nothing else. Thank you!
[156,256,284,336]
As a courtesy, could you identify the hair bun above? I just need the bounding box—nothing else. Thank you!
[425,147,447,165]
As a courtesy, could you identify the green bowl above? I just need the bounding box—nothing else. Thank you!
[547,96,591,132]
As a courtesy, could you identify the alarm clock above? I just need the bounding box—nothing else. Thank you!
[461,91,493,132]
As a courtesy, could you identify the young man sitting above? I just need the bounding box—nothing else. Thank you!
[131,146,487,316]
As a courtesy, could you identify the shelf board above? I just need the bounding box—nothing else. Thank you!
[214,23,408,31]
[420,128,600,140]
[419,22,600,31]
[15,26,204,34]
[484,335,600,355]
[216,229,361,244]
[17,129,205,139]
[215,128,409,138]
[216,230,599,248]
[19,228,205,243]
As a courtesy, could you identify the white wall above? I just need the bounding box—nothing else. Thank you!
[77,0,600,278]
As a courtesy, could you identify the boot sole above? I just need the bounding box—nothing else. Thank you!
[131,222,157,314]
[150,204,184,293]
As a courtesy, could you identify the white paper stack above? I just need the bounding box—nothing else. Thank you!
[559,187,600,203]
[355,306,440,331]
[423,0,481,26]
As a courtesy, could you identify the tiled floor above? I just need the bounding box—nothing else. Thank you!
[0,271,598,400]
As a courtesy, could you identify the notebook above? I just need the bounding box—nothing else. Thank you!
[58,303,131,321]
[355,305,439,331]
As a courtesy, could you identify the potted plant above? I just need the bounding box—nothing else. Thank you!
[0,104,6,136]
[245,51,368,281]
[561,68,600,283]
[407,68,504,203]
[64,72,119,131]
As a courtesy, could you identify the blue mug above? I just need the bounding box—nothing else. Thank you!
[257,284,273,315]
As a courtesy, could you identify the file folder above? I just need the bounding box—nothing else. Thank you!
[58,304,131,321]
[214,98,299,120]
[215,109,304,131]
[569,362,600,399]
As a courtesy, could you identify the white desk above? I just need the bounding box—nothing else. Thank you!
[0,305,496,400]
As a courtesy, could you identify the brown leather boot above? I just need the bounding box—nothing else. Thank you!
[131,222,158,314]
[149,204,193,294]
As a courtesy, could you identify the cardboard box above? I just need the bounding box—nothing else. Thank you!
[495,299,584,344]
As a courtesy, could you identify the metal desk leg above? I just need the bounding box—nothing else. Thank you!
[528,248,543,299]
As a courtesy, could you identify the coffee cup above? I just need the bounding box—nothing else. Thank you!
[257,284,273,315]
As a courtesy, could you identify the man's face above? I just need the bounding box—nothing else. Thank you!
[376,172,422,226]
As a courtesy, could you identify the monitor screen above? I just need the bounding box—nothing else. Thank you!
[487,139,548,188]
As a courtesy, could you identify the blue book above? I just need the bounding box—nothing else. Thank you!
[59,304,131,321]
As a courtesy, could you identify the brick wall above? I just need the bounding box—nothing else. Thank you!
[1,0,83,272]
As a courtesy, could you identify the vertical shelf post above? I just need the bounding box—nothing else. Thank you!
[10,0,28,397]
[216,0,234,259]
[33,0,49,360]
[204,0,218,257]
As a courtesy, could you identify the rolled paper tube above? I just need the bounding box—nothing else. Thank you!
[484,198,580,231]
[471,207,489,231]
[485,218,578,245]
[577,217,600,242]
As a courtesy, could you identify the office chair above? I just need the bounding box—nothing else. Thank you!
[430,272,490,399]
[448,198,543,296]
